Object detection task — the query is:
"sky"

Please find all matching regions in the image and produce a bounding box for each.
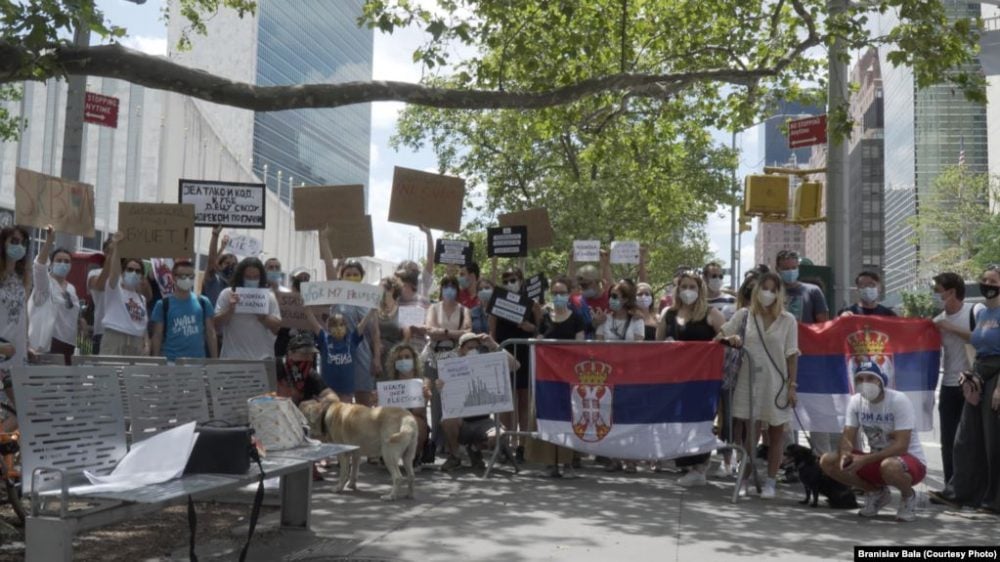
[101,0,755,282]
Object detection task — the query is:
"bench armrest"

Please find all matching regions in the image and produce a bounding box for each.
[31,466,71,518]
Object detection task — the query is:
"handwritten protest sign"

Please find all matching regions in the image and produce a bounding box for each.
[294,185,365,231]
[235,288,271,314]
[324,215,375,258]
[573,240,601,262]
[276,293,326,330]
[397,305,427,328]
[487,287,531,325]
[610,240,641,264]
[499,208,554,250]
[377,379,426,409]
[117,203,195,258]
[179,179,265,229]
[15,168,96,237]
[227,235,262,258]
[300,281,382,309]
[487,226,528,257]
[434,239,474,266]
[438,351,514,420]
[388,167,465,232]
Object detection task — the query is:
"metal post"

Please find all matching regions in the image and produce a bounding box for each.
[57,21,90,250]
[730,130,739,290]
[826,0,851,311]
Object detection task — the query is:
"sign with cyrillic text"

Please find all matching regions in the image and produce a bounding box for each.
[377,379,425,409]
[486,287,531,325]
[610,240,640,264]
[434,239,474,266]
[573,240,600,262]
[300,281,382,310]
[117,203,195,258]
[15,168,96,237]
[179,179,266,229]
[227,235,262,258]
[487,226,528,258]
[234,288,271,315]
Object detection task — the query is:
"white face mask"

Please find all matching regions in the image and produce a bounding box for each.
[175,277,195,292]
[707,278,724,292]
[679,289,698,305]
[636,295,653,310]
[857,381,882,401]
[859,286,879,303]
[757,289,776,307]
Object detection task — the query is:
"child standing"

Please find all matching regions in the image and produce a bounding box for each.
[306,308,375,403]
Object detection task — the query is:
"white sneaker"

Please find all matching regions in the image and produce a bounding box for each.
[761,478,777,499]
[859,487,891,517]
[713,462,734,479]
[896,493,918,522]
[678,470,708,487]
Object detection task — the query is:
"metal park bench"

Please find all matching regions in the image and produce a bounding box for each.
[13,365,353,562]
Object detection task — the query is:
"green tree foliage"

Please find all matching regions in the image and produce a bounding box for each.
[900,290,936,318]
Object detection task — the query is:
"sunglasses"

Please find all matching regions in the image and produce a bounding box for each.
[706,274,724,279]
[125,267,143,273]
[502,277,518,283]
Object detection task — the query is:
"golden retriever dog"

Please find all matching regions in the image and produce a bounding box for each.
[300,394,419,501]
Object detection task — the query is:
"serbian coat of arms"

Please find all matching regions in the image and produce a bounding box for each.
[571,359,613,442]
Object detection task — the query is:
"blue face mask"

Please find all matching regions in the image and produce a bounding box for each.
[244,279,260,289]
[395,358,414,373]
[458,276,471,289]
[552,294,570,309]
[608,297,622,311]
[6,243,25,261]
[51,262,71,278]
[582,288,598,299]
[267,271,283,285]
[442,287,458,301]
[478,289,493,304]
[780,269,799,284]
[122,271,140,288]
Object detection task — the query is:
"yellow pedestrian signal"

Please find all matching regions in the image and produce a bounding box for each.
[744,175,789,218]
[738,210,752,233]
[793,181,824,224]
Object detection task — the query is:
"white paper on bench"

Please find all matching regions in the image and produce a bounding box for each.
[70,422,199,494]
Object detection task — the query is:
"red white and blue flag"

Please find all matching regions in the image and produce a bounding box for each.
[795,317,941,433]
[534,342,725,460]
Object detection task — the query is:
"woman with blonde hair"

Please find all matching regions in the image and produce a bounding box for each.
[717,271,799,499]
[384,342,432,466]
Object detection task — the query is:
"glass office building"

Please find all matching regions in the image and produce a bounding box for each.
[252,0,373,204]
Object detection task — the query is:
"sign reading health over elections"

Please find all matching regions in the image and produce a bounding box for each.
[179,179,266,229]
[377,379,426,410]
[300,281,382,310]
[534,342,725,460]
[794,316,941,433]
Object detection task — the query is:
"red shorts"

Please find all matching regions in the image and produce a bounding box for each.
[853,450,927,486]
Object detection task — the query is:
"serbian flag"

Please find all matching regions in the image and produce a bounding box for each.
[534,342,725,460]
[795,316,941,433]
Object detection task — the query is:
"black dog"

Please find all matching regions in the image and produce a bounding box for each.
[784,444,858,509]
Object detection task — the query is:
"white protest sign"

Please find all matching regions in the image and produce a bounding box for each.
[610,240,641,264]
[178,179,266,229]
[300,281,382,310]
[234,288,271,314]
[397,305,427,328]
[438,351,514,420]
[227,235,262,258]
[573,240,600,262]
[377,379,426,409]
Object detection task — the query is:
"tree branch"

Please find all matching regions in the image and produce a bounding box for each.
[0,40,820,112]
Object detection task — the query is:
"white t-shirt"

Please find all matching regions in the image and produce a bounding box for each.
[87,268,106,336]
[845,388,927,466]
[215,287,280,360]
[935,302,984,387]
[600,314,645,341]
[102,280,148,337]
[0,273,28,373]
[29,261,80,349]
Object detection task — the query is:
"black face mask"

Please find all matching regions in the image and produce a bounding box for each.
[981,283,1000,300]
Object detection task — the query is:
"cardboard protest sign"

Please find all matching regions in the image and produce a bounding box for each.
[117,203,195,258]
[15,168,96,237]
[294,184,365,231]
[487,287,531,325]
[487,226,528,258]
[438,351,514,420]
[276,292,327,330]
[179,179,266,229]
[526,273,548,303]
[377,379,426,409]
[388,166,465,232]
[227,235,262,258]
[434,239,474,266]
[610,240,641,264]
[300,281,382,309]
[234,288,271,314]
[397,305,427,328]
[573,240,601,262]
[324,215,375,258]
[499,208,553,250]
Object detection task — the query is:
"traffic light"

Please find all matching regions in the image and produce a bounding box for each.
[744,175,789,219]
[793,181,823,223]
[738,209,752,233]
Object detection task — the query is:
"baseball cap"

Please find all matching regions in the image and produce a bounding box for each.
[458,332,482,348]
[287,332,318,355]
[853,360,887,388]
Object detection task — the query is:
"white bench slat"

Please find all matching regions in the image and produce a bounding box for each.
[123,366,211,442]
[205,363,271,425]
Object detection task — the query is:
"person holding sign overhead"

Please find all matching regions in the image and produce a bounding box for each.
[28,225,81,364]
[303,305,374,403]
[93,232,149,356]
[568,248,613,339]
[0,226,30,406]
[203,226,237,309]
[214,257,282,360]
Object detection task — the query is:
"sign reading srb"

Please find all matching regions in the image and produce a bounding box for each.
[787,114,827,150]
[84,92,119,129]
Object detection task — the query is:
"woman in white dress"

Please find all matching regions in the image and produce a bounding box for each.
[718,271,799,499]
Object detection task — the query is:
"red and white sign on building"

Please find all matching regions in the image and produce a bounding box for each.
[787,114,826,150]
[84,92,119,129]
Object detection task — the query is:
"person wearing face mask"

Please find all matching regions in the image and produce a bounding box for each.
[150,260,218,361]
[470,279,494,335]
[304,308,374,403]
[634,282,659,341]
[327,260,382,407]
[839,271,896,317]
[214,257,282,360]
[819,362,928,522]
[290,267,311,294]
[203,226,237,310]
[568,249,613,339]
[86,236,115,355]
[264,258,289,293]
[0,226,31,404]
[384,343,432,467]
[775,249,828,324]
[93,232,149,356]
[457,262,481,309]
[598,281,645,343]
[717,271,799,499]
[928,265,1000,515]
[28,225,81,364]
[541,279,586,341]
[702,262,736,321]
[424,275,472,454]
[376,276,409,375]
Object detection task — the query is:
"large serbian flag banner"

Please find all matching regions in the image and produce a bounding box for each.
[795,316,941,433]
[534,342,725,460]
